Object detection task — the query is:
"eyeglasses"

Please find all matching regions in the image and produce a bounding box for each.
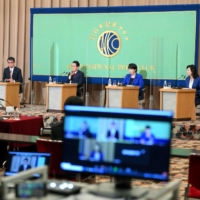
[7,61,14,63]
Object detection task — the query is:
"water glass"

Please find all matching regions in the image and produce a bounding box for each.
[168,82,171,88]
[14,111,20,120]
[53,78,56,83]
[113,80,116,86]
[118,80,122,86]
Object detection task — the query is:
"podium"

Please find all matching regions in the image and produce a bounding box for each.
[160,88,196,120]
[0,82,20,108]
[105,86,139,108]
[46,83,77,112]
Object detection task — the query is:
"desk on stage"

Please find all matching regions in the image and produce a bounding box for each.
[46,83,77,112]
[0,82,20,108]
[160,88,196,120]
[105,86,139,108]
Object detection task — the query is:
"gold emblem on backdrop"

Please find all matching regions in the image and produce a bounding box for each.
[90,21,129,58]
[97,30,121,58]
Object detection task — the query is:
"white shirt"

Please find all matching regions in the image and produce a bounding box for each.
[9,67,14,75]
[189,80,193,88]
[9,67,15,82]
[69,70,78,80]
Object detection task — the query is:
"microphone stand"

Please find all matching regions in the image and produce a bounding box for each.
[58,71,66,84]
[28,77,34,111]
[0,100,5,111]
[173,75,186,89]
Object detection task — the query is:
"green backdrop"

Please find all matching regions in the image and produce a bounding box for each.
[33,11,196,79]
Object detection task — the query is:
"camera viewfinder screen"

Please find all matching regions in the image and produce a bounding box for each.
[61,106,173,181]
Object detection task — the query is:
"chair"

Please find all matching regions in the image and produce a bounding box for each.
[185,153,200,200]
[196,102,200,118]
[139,88,146,109]
[40,115,58,137]
[20,82,26,108]
[78,84,85,102]
[36,138,63,177]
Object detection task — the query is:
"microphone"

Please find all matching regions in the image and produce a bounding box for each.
[59,71,66,76]
[58,71,67,84]
[172,75,186,89]
[177,75,186,80]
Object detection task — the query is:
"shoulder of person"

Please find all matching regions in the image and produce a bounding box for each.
[14,66,21,71]
[185,76,190,81]
[136,73,143,78]
[78,70,84,75]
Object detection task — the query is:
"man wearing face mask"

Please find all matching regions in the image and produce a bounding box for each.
[3,57,23,93]
[66,61,84,97]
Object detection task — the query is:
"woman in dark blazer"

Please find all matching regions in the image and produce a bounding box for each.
[185,64,200,105]
[122,63,144,100]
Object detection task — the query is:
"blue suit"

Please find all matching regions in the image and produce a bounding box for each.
[122,73,144,100]
[185,76,200,104]
[66,70,84,96]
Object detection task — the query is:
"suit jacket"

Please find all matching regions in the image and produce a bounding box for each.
[3,66,23,93]
[185,76,200,104]
[18,164,31,172]
[122,73,144,100]
[66,70,84,97]
[107,130,119,139]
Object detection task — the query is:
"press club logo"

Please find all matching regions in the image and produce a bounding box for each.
[90,22,129,58]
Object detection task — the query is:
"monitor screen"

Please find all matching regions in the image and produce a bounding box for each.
[5,152,51,176]
[61,106,173,181]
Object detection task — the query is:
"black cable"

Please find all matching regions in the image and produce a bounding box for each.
[0,98,16,109]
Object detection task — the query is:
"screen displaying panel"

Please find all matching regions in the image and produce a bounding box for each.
[5,152,51,176]
[61,106,173,181]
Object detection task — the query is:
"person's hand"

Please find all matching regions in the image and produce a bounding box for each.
[10,78,14,82]
[70,71,74,76]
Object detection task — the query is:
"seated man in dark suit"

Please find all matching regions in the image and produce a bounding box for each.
[51,96,84,141]
[66,61,84,97]
[3,57,23,93]
[18,158,31,172]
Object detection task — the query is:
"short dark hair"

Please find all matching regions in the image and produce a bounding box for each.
[72,61,80,67]
[7,57,15,62]
[128,63,137,72]
[186,64,199,78]
[24,158,28,162]
[146,126,151,129]
[64,96,84,106]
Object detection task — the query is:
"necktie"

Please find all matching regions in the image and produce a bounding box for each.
[10,69,12,79]
[71,73,76,79]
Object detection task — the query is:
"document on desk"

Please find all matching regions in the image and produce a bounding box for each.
[60,193,124,200]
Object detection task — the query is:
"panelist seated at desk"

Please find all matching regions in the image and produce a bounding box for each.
[66,61,84,97]
[185,64,200,105]
[3,57,23,93]
[122,63,144,100]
